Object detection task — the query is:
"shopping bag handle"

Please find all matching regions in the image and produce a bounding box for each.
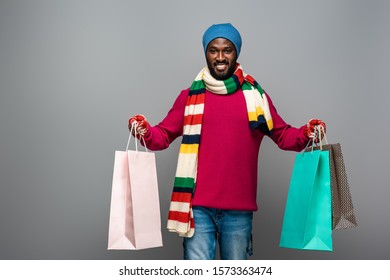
[304,125,329,153]
[316,125,328,150]
[126,122,149,153]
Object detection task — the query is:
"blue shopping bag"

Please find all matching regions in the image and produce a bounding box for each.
[279,149,332,251]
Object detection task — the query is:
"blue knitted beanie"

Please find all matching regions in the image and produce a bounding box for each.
[202,23,242,57]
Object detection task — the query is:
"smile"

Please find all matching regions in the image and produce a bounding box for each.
[215,63,228,71]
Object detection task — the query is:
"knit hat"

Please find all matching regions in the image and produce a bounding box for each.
[202,23,242,57]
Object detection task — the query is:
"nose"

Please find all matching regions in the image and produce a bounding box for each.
[216,51,225,61]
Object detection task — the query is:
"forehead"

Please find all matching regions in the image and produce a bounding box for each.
[207,38,235,49]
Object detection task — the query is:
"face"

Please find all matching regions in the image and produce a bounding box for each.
[206,38,237,80]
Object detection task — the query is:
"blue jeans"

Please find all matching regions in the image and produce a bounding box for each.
[183,207,253,260]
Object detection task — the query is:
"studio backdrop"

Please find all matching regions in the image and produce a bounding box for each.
[0,0,389,259]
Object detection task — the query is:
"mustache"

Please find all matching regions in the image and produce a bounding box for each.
[214,61,228,65]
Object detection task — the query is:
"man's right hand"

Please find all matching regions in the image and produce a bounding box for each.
[128,114,150,137]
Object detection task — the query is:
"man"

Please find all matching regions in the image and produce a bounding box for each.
[128,23,325,260]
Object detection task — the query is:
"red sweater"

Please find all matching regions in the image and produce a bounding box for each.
[143,88,309,211]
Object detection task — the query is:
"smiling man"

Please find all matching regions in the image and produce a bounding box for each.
[206,37,237,80]
[128,23,325,260]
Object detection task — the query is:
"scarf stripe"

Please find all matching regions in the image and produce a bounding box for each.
[167,64,273,237]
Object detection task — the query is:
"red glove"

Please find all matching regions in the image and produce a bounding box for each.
[304,119,326,143]
[128,114,150,138]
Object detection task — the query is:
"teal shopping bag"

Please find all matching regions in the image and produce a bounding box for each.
[279,149,332,251]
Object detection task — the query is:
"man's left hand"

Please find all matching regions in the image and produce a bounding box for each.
[304,119,326,143]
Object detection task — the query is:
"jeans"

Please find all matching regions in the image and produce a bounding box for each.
[183,206,253,260]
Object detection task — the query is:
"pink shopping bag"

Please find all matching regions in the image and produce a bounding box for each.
[107,130,162,250]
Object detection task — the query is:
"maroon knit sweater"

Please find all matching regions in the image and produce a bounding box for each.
[143,88,309,211]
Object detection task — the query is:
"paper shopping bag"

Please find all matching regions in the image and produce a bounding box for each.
[306,143,357,230]
[107,133,162,250]
[279,149,333,251]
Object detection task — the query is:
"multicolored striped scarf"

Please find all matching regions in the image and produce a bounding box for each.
[167,64,273,237]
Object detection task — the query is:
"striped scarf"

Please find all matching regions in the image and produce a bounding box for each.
[167,64,273,237]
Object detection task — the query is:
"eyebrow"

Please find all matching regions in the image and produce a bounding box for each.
[208,45,233,50]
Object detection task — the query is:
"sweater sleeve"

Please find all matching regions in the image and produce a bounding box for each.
[266,92,310,152]
[141,89,188,151]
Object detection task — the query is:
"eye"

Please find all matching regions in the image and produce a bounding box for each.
[224,49,232,54]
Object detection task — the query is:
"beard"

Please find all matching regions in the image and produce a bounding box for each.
[207,60,237,81]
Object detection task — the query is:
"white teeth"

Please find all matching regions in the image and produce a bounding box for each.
[216,64,227,70]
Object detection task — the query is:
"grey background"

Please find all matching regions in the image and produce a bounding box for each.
[0,0,388,260]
